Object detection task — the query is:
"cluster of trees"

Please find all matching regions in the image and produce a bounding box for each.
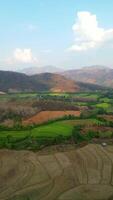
[80,107,107,119]
[72,125,113,143]
[33,99,79,111]
[0,102,38,126]
[37,94,97,103]
[0,134,71,150]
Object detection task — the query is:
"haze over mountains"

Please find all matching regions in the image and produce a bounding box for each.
[63,65,113,88]
[21,65,64,75]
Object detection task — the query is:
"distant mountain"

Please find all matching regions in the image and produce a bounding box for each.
[0,71,46,93]
[31,73,80,93]
[62,65,113,87]
[21,65,64,75]
[0,70,104,93]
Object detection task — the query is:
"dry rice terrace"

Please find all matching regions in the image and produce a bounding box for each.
[1,144,113,200]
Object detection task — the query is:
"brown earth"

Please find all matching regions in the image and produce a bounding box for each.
[49,73,80,92]
[23,110,81,125]
[99,115,113,121]
[32,73,80,93]
[1,144,113,200]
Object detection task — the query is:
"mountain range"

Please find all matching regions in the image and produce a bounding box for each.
[1,65,113,93]
[21,65,64,75]
[62,65,113,88]
[0,70,104,93]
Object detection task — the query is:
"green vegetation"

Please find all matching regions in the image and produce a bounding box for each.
[1,90,113,150]
[0,116,113,150]
[96,102,110,109]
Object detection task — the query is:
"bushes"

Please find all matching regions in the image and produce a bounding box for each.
[71,125,96,143]
[0,104,37,123]
[1,125,113,150]
[0,135,71,150]
[80,108,107,119]
[72,125,85,143]
[33,99,79,111]
[71,125,113,144]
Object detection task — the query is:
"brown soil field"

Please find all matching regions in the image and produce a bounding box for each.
[23,110,81,125]
[1,144,113,200]
[83,126,113,132]
[99,115,113,121]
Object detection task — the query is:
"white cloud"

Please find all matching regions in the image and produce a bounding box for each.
[13,48,38,63]
[68,11,113,51]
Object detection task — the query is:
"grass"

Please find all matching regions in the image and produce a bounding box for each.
[99,131,113,138]
[0,121,73,139]
[0,93,38,102]
[100,97,111,103]
[0,91,100,100]
[96,102,110,109]
[0,117,112,149]
[0,130,28,138]
[0,118,104,142]
[64,118,104,126]
[0,121,74,149]
[0,118,95,149]
[31,121,73,137]
[0,118,104,139]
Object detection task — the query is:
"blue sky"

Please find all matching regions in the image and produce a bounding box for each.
[0,0,113,70]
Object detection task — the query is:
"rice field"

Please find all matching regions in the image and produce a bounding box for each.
[0,118,104,140]
[0,121,73,139]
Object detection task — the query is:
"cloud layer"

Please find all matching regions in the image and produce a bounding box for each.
[14,48,38,63]
[69,11,113,51]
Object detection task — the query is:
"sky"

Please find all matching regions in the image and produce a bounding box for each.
[0,0,113,71]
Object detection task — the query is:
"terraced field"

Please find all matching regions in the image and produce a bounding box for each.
[1,144,113,200]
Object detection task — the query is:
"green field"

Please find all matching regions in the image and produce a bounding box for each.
[1,90,113,150]
[0,121,73,138]
[0,91,101,100]
[0,118,104,139]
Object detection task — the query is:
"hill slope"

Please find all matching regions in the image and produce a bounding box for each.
[0,70,105,93]
[31,73,80,92]
[63,66,113,87]
[0,71,46,92]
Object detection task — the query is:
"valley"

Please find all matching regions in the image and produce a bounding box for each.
[1,68,113,200]
[1,1,113,199]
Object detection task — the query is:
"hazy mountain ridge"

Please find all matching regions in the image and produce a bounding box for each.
[62,65,113,87]
[21,65,64,75]
[0,71,47,92]
[0,70,105,93]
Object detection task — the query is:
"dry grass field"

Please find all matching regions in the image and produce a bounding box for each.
[23,110,80,125]
[1,144,113,200]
